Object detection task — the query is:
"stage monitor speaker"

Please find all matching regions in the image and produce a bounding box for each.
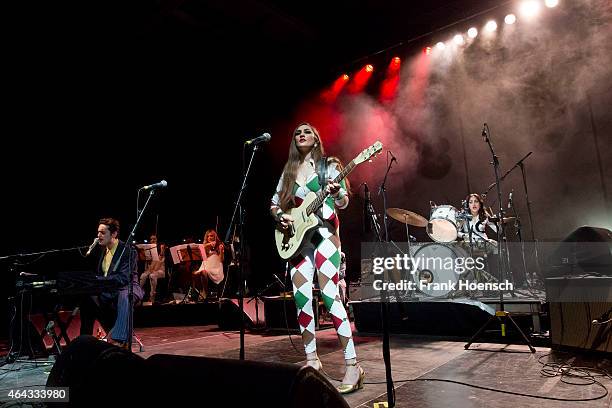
[546,276,612,354]
[47,336,349,408]
[546,226,612,277]
[46,335,149,407]
[145,354,349,407]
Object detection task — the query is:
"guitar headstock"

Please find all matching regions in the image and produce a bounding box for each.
[354,141,383,165]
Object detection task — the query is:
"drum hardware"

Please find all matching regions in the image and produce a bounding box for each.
[386,207,428,300]
[487,216,516,224]
[427,204,462,243]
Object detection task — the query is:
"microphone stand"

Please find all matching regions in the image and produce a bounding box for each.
[0,245,90,261]
[224,142,262,360]
[376,153,396,408]
[482,152,541,288]
[465,125,535,353]
[112,189,157,351]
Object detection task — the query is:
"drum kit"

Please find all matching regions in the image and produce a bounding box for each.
[385,202,514,299]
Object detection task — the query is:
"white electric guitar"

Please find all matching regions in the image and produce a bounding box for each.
[274,141,383,259]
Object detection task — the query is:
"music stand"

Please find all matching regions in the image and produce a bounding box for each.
[176,244,204,303]
[136,244,159,262]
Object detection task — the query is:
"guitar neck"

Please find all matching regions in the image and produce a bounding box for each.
[306,160,356,215]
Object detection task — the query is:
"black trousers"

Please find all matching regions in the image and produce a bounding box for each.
[79,293,117,337]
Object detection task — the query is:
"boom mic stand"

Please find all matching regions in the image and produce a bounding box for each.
[224,141,263,360]
[482,152,542,287]
[465,124,535,353]
[112,188,158,351]
[374,151,396,408]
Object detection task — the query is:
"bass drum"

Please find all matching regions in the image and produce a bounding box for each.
[413,243,468,298]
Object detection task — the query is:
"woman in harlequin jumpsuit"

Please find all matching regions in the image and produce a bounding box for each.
[270,122,365,394]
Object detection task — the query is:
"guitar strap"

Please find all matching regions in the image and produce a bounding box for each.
[317,156,328,190]
[316,157,328,223]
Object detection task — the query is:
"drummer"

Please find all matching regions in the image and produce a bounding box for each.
[458,193,497,243]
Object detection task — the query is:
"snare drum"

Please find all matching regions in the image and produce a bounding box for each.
[427,205,462,243]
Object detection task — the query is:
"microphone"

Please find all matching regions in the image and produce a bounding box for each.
[86,238,100,256]
[508,190,513,209]
[141,180,168,191]
[481,123,487,137]
[245,133,271,145]
[388,150,398,163]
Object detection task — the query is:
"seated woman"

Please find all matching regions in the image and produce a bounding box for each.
[192,229,225,300]
[139,242,167,304]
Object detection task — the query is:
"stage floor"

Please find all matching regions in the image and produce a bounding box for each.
[1,324,610,407]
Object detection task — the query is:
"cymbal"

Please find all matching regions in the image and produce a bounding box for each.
[488,216,516,224]
[386,208,428,227]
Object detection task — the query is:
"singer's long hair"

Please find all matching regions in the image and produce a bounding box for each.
[278,123,350,211]
[465,193,487,222]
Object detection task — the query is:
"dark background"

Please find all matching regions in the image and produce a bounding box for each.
[2,0,611,337]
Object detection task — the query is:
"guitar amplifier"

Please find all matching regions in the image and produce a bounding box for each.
[546,276,612,353]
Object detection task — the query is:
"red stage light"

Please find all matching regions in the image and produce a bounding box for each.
[392,57,401,65]
[365,64,374,73]
[424,47,432,55]
[342,74,349,81]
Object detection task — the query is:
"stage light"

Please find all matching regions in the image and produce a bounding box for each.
[424,46,432,55]
[435,42,446,50]
[342,74,349,81]
[453,34,465,45]
[545,0,558,8]
[505,14,517,25]
[392,57,401,65]
[520,1,541,18]
[365,64,374,73]
[485,20,498,32]
[467,27,478,38]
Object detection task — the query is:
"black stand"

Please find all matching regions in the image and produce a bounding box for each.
[224,142,262,360]
[247,274,284,327]
[2,245,90,361]
[465,125,535,353]
[112,189,157,351]
[483,152,542,287]
[517,159,542,287]
[375,152,396,408]
[177,245,204,303]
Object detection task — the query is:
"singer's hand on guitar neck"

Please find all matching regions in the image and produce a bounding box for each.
[325,180,341,197]
[278,213,294,230]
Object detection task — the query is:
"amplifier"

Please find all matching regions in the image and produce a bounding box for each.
[546,276,611,353]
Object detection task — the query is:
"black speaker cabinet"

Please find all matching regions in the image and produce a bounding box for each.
[546,276,612,353]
